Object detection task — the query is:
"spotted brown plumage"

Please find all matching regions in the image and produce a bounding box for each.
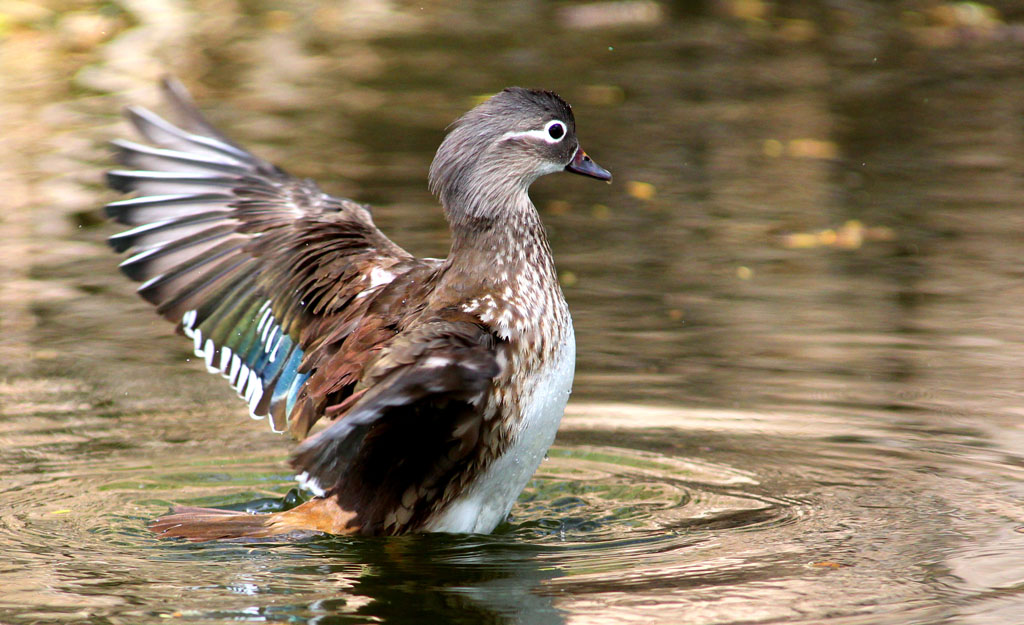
[105,78,610,540]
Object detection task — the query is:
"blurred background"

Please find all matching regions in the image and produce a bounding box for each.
[2,1,1024,624]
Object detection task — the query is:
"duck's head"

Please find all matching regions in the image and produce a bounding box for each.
[429,87,610,223]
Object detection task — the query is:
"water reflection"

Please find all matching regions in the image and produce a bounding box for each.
[3,0,1024,624]
[148,535,565,625]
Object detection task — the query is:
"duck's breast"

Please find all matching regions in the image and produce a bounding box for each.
[422,322,576,534]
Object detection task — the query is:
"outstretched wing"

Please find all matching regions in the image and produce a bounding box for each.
[106,77,433,437]
[290,318,504,534]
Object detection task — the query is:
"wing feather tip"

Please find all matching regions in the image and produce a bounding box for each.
[106,170,134,193]
[295,471,326,497]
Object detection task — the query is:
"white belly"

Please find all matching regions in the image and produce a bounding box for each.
[423,327,576,534]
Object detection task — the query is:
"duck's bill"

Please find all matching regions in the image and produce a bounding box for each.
[565,148,612,181]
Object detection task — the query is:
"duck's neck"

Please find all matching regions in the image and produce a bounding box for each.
[444,188,557,289]
[440,187,568,342]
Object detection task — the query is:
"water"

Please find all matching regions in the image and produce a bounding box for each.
[3,1,1024,623]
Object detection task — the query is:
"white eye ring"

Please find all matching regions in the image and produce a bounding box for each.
[545,120,566,142]
[500,120,569,144]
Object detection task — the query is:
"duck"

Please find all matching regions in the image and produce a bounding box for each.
[104,78,611,541]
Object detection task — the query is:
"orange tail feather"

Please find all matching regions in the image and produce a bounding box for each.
[148,498,358,542]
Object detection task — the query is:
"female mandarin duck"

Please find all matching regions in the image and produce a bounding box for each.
[105,78,610,541]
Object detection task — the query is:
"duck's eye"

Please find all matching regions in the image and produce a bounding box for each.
[501,121,568,144]
[546,120,566,141]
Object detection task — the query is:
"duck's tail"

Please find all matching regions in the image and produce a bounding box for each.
[148,497,358,542]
